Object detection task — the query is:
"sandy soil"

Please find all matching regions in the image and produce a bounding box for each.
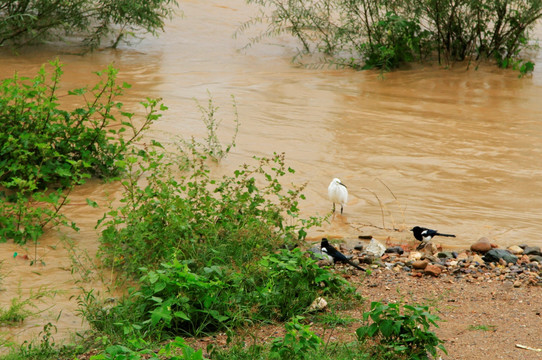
[355,270,542,360]
[183,266,542,360]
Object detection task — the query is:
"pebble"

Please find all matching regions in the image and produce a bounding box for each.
[424,264,442,277]
[470,237,492,253]
[319,239,542,287]
[412,260,429,270]
[507,245,524,255]
[385,246,404,255]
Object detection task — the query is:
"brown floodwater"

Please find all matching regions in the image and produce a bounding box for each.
[1,0,542,347]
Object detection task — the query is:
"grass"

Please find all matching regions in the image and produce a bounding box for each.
[468,324,497,332]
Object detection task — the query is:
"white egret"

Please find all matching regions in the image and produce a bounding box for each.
[328,178,348,214]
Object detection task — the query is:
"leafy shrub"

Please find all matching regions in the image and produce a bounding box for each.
[97,146,318,277]
[356,12,432,70]
[0,60,164,244]
[82,248,355,340]
[256,248,354,321]
[356,301,447,359]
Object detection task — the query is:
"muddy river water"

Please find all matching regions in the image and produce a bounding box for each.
[1,0,542,347]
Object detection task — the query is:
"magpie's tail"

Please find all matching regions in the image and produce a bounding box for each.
[436,233,455,237]
[347,260,366,271]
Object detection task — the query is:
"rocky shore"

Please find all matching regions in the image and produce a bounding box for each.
[311,237,542,288]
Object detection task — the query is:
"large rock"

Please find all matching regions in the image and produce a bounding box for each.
[366,238,386,257]
[470,237,492,253]
[482,249,518,264]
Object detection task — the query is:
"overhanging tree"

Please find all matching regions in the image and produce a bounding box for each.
[0,0,178,49]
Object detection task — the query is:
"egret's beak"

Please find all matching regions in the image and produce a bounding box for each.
[339,182,347,188]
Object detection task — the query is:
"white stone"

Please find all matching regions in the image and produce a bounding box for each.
[308,297,328,312]
[366,238,386,257]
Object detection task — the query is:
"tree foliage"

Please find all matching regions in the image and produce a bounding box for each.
[240,0,542,71]
[0,0,178,49]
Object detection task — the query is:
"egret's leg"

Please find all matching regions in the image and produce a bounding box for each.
[340,205,344,214]
[332,203,336,213]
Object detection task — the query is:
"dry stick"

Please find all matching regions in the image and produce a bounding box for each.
[516,344,542,352]
[361,187,385,229]
[376,178,407,229]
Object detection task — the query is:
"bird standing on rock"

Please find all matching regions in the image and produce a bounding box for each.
[410,226,455,250]
[328,178,348,214]
[321,238,365,271]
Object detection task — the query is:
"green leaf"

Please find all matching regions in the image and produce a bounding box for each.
[86,198,99,208]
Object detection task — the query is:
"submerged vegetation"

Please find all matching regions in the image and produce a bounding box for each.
[0,0,178,49]
[240,0,541,72]
[0,60,164,246]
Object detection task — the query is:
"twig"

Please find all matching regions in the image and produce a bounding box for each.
[516,344,542,352]
[361,188,385,228]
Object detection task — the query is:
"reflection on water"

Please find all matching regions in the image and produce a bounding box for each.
[1,0,542,346]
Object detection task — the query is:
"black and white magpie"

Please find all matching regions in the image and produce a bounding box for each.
[320,238,365,271]
[410,226,455,250]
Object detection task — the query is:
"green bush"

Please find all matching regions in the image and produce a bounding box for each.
[256,248,354,321]
[97,147,318,277]
[241,0,541,71]
[356,12,432,70]
[356,301,447,359]
[0,60,163,244]
[82,248,355,340]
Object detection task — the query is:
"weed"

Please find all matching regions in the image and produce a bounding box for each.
[81,247,355,341]
[87,337,206,360]
[177,94,240,163]
[269,316,322,359]
[0,287,58,326]
[312,312,358,328]
[356,301,447,359]
[468,324,497,332]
